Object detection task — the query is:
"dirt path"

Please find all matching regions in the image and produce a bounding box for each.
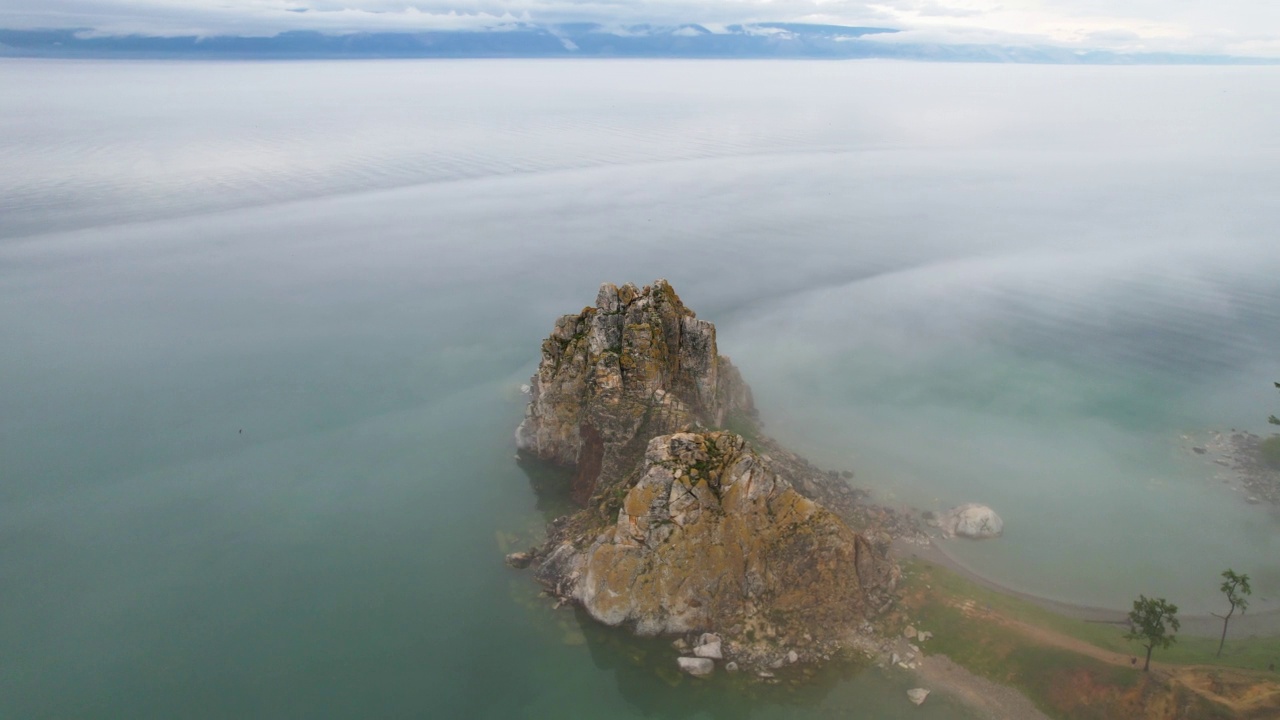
[913,654,1053,720]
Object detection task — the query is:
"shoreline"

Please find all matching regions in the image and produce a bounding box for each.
[912,654,1052,720]
[1182,429,1280,508]
[891,537,1280,638]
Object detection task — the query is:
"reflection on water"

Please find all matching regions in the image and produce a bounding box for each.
[2,58,1279,717]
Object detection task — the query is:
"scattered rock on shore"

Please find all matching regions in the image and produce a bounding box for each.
[907,688,930,705]
[1183,430,1280,507]
[678,657,715,677]
[694,633,723,660]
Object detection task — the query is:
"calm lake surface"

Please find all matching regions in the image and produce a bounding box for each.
[2,59,1279,718]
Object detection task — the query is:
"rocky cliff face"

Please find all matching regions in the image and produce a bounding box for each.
[516,281,897,673]
[536,431,895,667]
[516,280,754,506]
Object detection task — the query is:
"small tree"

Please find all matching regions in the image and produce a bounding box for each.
[1214,569,1251,657]
[1125,595,1179,671]
[1271,382,1279,425]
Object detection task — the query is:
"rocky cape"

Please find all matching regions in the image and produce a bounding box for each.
[513,280,899,674]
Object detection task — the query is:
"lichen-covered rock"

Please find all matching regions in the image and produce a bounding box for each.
[536,431,895,668]
[516,280,754,506]
[519,281,898,673]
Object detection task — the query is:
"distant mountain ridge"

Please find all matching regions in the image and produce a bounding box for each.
[2,24,1276,63]
[0,24,896,59]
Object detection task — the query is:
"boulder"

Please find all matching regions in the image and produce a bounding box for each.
[907,688,930,705]
[939,503,1003,539]
[694,633,723,660]
[678,657,715,677]
[504,552,533,569]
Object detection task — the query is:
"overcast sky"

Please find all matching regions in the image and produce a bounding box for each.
[4,0,1279,57]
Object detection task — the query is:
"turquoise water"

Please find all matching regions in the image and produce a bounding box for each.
[2,59,1279,717]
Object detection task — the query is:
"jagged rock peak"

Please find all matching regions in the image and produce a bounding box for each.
[516,280,754,506]
[535,431,896,667]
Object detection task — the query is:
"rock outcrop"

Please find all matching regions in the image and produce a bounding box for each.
[516,281,898,673]
[516,280,754,506]
[537,433,892,645]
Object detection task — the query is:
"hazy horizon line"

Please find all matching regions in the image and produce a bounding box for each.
[4,25,1279,65]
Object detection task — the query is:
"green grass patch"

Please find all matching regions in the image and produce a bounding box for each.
[897,560,1272,719]
[902,568,1132,718]
[1260,435,1280,470]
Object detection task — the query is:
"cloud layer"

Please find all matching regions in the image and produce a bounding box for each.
[3,0,1279,57]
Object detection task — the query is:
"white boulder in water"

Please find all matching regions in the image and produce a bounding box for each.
[938,503,1003,539]
[677,657,715,677]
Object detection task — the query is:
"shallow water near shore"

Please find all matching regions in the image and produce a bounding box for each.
[2,59,1280,717]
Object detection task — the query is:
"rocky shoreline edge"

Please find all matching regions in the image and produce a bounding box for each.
[1181,429,1280,508]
